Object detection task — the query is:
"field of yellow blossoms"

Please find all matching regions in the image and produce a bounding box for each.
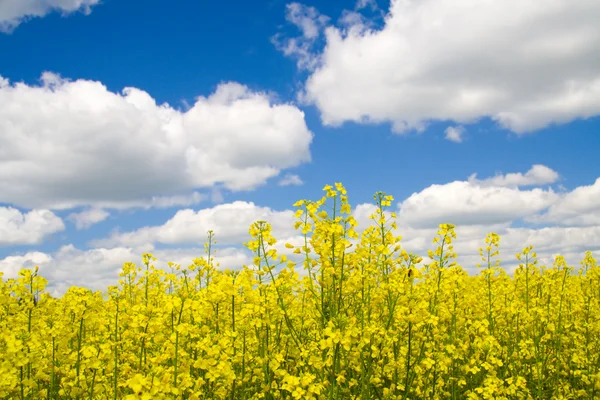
[1,183,599,399]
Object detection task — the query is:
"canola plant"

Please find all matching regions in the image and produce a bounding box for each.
[1,183,599,399]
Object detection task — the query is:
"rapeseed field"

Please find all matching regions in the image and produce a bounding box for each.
[1,184,599,399]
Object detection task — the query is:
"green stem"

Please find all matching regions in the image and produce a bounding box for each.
[113,300,119,400]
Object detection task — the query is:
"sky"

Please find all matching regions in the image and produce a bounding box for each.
[0,0,599,296]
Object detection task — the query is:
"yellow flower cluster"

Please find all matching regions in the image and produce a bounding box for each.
[1,183,599,399]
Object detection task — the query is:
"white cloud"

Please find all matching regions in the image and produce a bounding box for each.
[0,207,64,245]
[285,2,329,39]
[272,3,329,70]
[0,0,100,32]
[468,164,560,188]
[500,225,600,255]
[157,247,253,273]
[0,251,53,280]
[398,181,558,228]
[0,73,313,210]
[5,169,600,294]
[389,166,599,271]
[0,244,254,296]
[5,220,598,297]
[529,177,600,226]
[67,208,109,230]
[445,125,464,143]
[279,174,303,186]
[0,246,137,295]
[444,225,600,273]
[1,159,597,295]
[297,0,600,133]
[93,201,297,248]
[352,199,600,274]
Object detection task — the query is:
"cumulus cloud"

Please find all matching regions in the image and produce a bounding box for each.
[92,201,297,248]
[6,220,598,296]
[352,198,600,274]
[389,166,599,271]
[0,246,136,295]
[445,126,464,143]
[293,0,600,133]
[279,174,303,186]
[0,0,100,32]
[468,164,560,188]
[529,177,600,226]
[0,73,313,210]
[398,181,558,228]
[0,207,65,245]
[3,164,599,294]
[0,244,253,296]
[500,225,600,255]
[67,208,110,230]
[0,251,53,279]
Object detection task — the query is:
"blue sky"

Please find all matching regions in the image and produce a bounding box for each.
[0,0,599,294]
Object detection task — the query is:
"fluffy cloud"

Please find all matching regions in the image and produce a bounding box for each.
[390,165,599,271]
[469,164,560,188]
[4,165,599,295]
[294,0,600,133]
[0,0,99,32]
[433,224,600,271]
[398,181,558,228]
[348,199,600,275]
[0,207,64,245]
[0,251,52,279]
[93,201,297,248]
[529,178,600,226]
[0,73,313,210]
[0,245,253,296]
[5,221,598,296]
[500,225,600,255]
